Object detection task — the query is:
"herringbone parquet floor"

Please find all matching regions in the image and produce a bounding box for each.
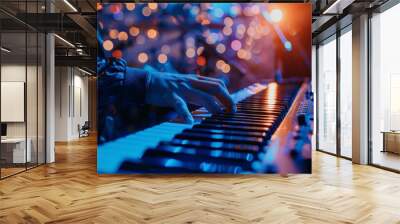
[1,135,400,224]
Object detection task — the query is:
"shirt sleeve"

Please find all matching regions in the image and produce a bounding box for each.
[97,57,149,142]
[98,57,149,105]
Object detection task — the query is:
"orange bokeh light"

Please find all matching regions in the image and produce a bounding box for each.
[197,56,206,66]
[118,31,128,41]
[103,40,113,51]
[112,50,122,59]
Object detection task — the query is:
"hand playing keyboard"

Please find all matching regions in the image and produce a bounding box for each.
[145,72,237,124]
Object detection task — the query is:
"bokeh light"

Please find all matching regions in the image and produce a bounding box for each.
[147,29,158,39]
[125,3,135,11]
[197,56,206,66]
[223,27,233,36]
[103,40,113,51]
[197,46,204,55]
[231,40,242,51]
[118,31,128,41]
[222,64,231,73]
[158,53,168,64]
[224,17,234,27]
[186,48,196,58]
[236,24,246,35]
[270,9,283,23]
[216,43,226,54]
[148,3,158,10]
[109,29,118,39]
[112,50,122,59]
[216,60,225,69]
[284,41,292,51]
[138,52,149,63]
[142,7,151,16]
[129,26,140,37]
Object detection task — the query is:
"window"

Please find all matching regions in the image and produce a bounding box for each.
[317,36,337,154]
[371,3,400,171]
[0,0,47,179]
[339,28,352,158]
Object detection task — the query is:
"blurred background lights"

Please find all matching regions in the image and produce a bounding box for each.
[147,28,158,39]
[215,60,231,73]
[186,37,195,46]
[197,56,206,66]
[109,29,118,39]
[237,49,252,60]
[186,48,196,58]
[223,17,233,27]
[237,49,246,59]
[197,46,204,55]
[112,50,122,59]
[236,24,246,35]
[138,52,149,63]
[229,4,241,16]
[157,53,168,64]
[270,9,283,23]
[251,5,260,14]
[206,33,219,44]
[213,8,224,18]
[118,31,128,41]
[148,3,158,10]
[142,7,151,16]
[216,43,226,54]
[103,40,113,51]
[98,3,301,78]
[216,60,225,69]
[231,40,242,51]
[125,3,135,11]
[190,6,200,15]
[223,27,232,36]
[161,45,170,54]
[222,64,231,73]
[129,26,140,37]
[284,41,292,51]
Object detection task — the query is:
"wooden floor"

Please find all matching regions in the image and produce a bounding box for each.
[1,136,400,224]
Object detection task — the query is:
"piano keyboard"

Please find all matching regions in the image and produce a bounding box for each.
[98,81,312,174]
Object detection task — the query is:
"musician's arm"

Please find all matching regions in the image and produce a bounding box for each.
[99,57,236,125]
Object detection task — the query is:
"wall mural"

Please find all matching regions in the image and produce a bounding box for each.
[97,3,313,174]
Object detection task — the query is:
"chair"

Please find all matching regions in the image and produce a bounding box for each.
[78,121,90,138]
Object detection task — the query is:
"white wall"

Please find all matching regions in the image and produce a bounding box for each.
[54,67,89,141]
[1,65,40,138]
[1,63,46,163]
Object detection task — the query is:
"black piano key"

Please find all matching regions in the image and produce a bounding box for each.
[193,123,271,133]
[156,143,256,162]
[137,156,248,173]
[210,115,279,123]
[234,109,286,115]
[212,113,282,120]
[183,127,266,138]
[143,148,254,170]
[236,103,288,108]
[169,139,261,152]
[202,119,273,128]
[205,116,276,124]
[175,132,264,145]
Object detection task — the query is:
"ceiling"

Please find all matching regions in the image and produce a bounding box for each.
[0,0,392,72]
